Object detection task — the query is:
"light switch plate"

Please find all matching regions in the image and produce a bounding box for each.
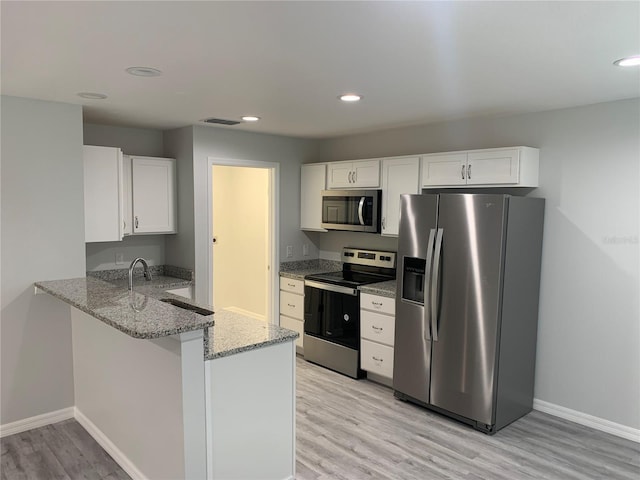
[302,244,309,256]
[286,245,293,258]
[115,252,125,265]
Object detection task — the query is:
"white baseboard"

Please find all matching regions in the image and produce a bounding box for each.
[74,407,148,480]
[223,306,266,321]
[0,407,74,438]
[533,398,640,443]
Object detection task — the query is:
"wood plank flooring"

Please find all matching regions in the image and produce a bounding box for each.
[1,419,129,480]
[296,357,640,480]
[2,356,638,479]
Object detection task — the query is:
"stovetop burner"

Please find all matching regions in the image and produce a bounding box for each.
[305,270,393,287]
[305,247,397,288]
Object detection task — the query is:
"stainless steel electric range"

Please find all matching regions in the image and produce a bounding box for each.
[303,247,396,378]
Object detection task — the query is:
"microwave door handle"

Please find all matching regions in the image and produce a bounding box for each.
[358,197,365,225]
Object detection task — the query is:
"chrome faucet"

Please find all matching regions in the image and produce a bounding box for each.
[128,257,152,291]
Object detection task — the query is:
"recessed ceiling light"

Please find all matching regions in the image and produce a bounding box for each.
[77,92,108,100]
[339,94,362,102]
[126,66,162,77]
[241,116,260,122]
[613,55,640,67]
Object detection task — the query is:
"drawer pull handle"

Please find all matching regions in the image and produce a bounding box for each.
[287,303,295,308]
[372,301,383,306]
[372,356,383,362]
[287,283,295,287]
[372,326,383,332]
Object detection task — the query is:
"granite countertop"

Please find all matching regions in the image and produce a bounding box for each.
[204,310,299,360]
[279,259,341,280]
[35,276,212,339]
[359,280,397,298]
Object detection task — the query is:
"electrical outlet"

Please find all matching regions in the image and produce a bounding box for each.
[302,244,309,256]
[286,245,293,258]
[115,252,125,265]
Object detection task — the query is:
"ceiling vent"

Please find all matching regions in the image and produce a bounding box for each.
[203,117,241,126]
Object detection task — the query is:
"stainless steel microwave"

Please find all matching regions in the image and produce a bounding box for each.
[321,190,382,233]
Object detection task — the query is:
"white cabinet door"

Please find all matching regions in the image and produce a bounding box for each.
[131,157,176,234]
[327,159,380,189]
[122,155,133,236]
[381,156,420,236]
[422,153,467,187]
[83,145,124,243]
[327,162,353,189]
[351,159,380,188]
[300,164,327,231]
[467,149,519,185]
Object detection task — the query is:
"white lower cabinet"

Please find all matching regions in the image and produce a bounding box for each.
[279,277,304,352]
[360,293,395,382]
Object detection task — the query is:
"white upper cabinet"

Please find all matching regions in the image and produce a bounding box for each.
[131,156,177,234]
[300,164,327,231]
[381,156,421,236]
[422,147,539,188]
[422,152,468,187]
[327,159,380,189]
[122,155,133,236]
[83,145,124,243]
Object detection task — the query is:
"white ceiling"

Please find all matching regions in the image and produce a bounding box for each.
[2,1,639,139]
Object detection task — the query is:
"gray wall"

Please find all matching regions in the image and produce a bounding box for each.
[163,125,320,303]
[83,123,167,271]
[1,96,86,424]
[317,99,640,430]
[163,127,195,271]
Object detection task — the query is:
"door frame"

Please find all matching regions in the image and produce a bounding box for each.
[207,157,280,324]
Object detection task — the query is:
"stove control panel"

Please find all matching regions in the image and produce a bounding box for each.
[343,248,396,269]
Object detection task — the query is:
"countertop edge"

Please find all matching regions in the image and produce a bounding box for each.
[35,280,213,340]
[205,334,298,361]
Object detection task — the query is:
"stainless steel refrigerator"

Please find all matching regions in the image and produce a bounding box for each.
[393,193,545,434]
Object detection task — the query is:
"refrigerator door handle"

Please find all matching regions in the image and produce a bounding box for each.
[431,228,444,341]
[424,228,437,341]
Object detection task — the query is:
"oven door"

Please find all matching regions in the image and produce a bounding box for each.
[304,281,360,350]
[321,190,381,233]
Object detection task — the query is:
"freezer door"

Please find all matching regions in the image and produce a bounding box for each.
[393,194,438,404]
[429,194,507,427]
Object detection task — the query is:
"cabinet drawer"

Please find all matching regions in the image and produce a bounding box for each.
[361,340,394,379]
[280,277,304,295]
[360,293,395,315]
[361,310,395,347]
[279,315,303,348]
[279,291,303,320]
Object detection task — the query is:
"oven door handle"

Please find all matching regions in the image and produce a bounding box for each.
[304,280,358,296]
[358,196,366,225]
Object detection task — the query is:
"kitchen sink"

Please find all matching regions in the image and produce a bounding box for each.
[159,298,214,316]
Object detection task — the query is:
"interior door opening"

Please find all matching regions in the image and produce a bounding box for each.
[211,165,270,321]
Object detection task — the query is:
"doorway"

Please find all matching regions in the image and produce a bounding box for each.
[207,158,279,324]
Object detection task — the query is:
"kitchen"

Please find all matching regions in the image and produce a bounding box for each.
[1,2,639,480]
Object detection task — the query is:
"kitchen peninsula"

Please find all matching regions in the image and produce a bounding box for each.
[34,275,298,480]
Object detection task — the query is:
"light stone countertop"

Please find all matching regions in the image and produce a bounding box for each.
[279,259,341,280]
[204,310,299,360]
[35,276,212,339]
[359,280,397,298]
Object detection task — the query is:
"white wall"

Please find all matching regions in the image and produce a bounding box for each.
[212,166,269,318]
[164,125,319,304]
[316,98,640,430]
[83,123,167,271]
[1,96,86,424]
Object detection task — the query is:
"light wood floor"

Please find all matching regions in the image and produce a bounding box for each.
[2,356,639,479]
